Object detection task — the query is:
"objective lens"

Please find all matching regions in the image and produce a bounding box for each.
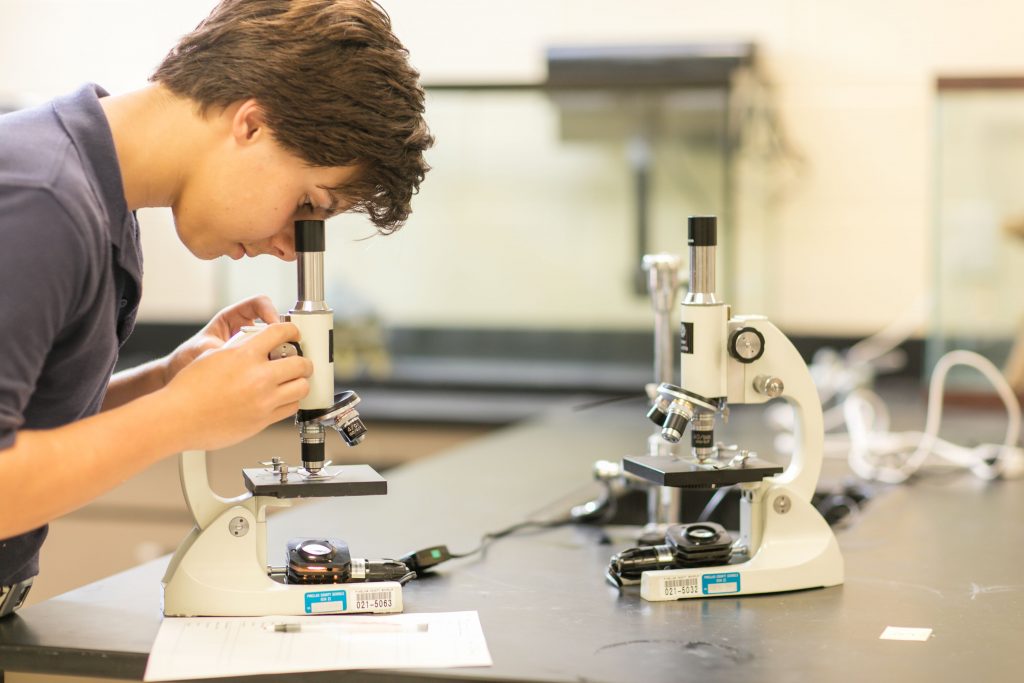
[337,413,367,446]
[661,410,690,443]
[646,402,668,426]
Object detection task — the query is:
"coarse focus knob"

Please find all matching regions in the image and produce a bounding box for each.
[729,327,765,363]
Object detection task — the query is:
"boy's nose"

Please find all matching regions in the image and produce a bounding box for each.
[271,229,296,261]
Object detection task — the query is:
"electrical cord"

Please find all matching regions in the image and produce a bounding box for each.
[450,516,575,560]
[398,516,577,577]
[841,350,1024,483]
[772,348,1024,483]
[763,294,1024,483]
[397,480,621,577]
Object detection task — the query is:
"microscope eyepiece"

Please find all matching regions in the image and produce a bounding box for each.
[687,215,717,247]
[294,219,326,253]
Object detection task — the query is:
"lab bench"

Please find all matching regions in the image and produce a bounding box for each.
[1,396,1021,682]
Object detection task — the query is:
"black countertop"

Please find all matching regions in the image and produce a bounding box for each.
[2,398,1022,681]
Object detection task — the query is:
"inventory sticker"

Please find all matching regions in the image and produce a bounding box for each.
[304,589,348,613]
[353,587,398,611]
[663,575,701,598]
[702,572,741,595]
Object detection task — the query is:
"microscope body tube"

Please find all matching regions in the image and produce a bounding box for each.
[291,310,333,410]
[679,304,728,400]
[680,217,728,401]
[291,222,334,411]
[290,221,334,474]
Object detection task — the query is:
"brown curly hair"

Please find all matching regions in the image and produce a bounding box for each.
[151,0,432,233]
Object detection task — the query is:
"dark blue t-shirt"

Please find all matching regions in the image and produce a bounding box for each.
[0,84,142,585]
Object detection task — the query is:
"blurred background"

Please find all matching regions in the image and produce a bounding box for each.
[3,0,1024,615]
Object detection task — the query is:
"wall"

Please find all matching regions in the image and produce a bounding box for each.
[1,0,1023,335]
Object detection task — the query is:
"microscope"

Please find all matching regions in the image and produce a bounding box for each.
[607,216,843,601]
[162,220,413,617]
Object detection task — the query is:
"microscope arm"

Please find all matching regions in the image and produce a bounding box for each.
[727,316,825,502]
[178,450,252,530]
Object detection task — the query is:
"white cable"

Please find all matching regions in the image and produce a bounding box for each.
[821,351,1023,483]
[903,350,1021,481]
[769,298,925,435]
[765,293,1023,482]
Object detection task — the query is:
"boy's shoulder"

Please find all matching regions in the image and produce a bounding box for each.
[0,86,124,250]
[0,100,76,195]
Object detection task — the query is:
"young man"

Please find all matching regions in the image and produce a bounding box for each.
[0,0,432,614]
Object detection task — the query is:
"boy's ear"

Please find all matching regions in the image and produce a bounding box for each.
[231,99,266,145]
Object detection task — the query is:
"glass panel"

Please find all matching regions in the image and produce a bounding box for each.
[219,86,737,331]
[930,86,1024,393]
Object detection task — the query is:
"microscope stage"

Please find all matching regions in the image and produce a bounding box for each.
[623,455,784,489]
[243,464,387,498]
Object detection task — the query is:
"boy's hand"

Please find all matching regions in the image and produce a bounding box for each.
[162,295,281,385]
[162,322,314,451]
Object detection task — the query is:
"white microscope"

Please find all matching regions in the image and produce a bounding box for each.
[163,220,413,617]
[607,216,843,601]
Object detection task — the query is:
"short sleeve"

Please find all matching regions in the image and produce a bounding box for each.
[0,186,88,449]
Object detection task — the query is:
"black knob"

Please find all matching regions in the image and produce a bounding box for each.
[688,216,717,247]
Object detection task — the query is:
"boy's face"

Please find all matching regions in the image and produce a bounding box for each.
[172,102,360,261]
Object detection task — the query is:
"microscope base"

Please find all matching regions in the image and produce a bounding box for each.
[163,503,403,616]
[637,483,843,601]
[163,451,404,617]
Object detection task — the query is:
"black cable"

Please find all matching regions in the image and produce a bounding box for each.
[399,490,601,576]
[448,515,574,560]
[571,393,645,412]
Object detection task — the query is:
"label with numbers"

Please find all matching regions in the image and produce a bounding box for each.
[663,575,701,598]
[354,587,398,611]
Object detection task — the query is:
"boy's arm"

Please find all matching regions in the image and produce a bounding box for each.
[102,296,281,411]
[101,358,170,411]
[0,323,311,540]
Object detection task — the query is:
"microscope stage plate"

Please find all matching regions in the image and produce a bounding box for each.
[243,464,387,499]
[623,455,784,489]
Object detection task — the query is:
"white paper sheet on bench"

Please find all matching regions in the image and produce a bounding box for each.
[143,610,492,681]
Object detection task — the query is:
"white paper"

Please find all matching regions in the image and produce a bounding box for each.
[143,611,492,681]
[879,626,933,642]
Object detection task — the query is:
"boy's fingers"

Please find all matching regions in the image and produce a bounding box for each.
[278,376,312,404]
[270,357,313,383]
[246,322,301,354]
[270,401,302,424]
[243,295,280,324]
[216,296,279,333]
